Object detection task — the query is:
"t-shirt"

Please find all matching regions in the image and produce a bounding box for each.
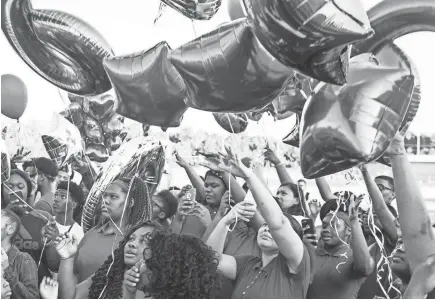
[34,192,55,216]
[224,220,261,257]
[232,247,311,299]
[55,221,84,245]
[13,210,54,284]
[307,244,368,299]
[73,224,124,283]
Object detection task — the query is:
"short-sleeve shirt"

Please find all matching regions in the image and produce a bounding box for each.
[232,246,311,299]
[307,244,367,299]
[73,223,124,283]
[224,220,261,257]
[34,192,55,215]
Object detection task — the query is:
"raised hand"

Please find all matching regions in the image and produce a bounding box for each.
[40,277,59,299]
[54,233,78,260]
[223,201,256,226]
[187,203,212,227]
[124,259,145,294]
[264,147,281,166]
[174,152,190,168]
[349,194,363,222]
[41,221,60,242]
[11,147,31,164]
[177,185,195,216]
[385,122,410,157]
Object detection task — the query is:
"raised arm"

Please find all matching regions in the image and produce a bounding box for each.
[55,234,80,299]
[175,152,205,202]
[387,125,435,271]
[359,165,398,242]
[264,147,294,184]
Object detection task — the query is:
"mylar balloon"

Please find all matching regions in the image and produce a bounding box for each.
[40,113,83,168]
[213,113,248,133]
[103,42,188,127]
[171,19,294,112]
[300,54,415,179]
[60,102,85,129]
[83,116,104,144]
[1,140,11,183]
[82,137,165,232]
[161,0,222,20]
[102,114,124,136]
[82,91,118,121]
[105,134,123,152]
[1,74,28,120]
[246,111,263,122]
[2,0,113,95]
[282,113,301,147]
[227,0,247,20]
[85,143,109,163]
[246,0,373,84]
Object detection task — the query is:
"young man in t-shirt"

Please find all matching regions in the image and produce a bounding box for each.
[33,157,59,215]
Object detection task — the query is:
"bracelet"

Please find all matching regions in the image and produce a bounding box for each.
[275,162,284,167]
[61,256,75,261]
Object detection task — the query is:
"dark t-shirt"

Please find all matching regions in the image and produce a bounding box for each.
[232,247,311,299]
[224,220,261,257]
[13,210,54,284]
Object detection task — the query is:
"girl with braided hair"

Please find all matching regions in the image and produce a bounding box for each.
[55,177,153,298]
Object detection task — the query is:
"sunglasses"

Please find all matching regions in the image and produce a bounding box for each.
[377,184,394,192]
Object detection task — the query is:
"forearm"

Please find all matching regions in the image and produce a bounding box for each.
[202,211,226,242]
[391,155,435,270]
[361,169,397,241]
[275,164,294,184]
[183,166,206,202]
[351,219,374,276]
[46,246,61,271]
[58,258,78,299]
[299,192,312,218]
[170,214,184,234]
[246,173,284,230]
[222,172,246,203]
[4,267,39,299]
[403,284,426,299]
[206,221,230,257]
[315,177,335,201]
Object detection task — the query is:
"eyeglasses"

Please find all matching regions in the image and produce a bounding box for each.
[377,184,394,192]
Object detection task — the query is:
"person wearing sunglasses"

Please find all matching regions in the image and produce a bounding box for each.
[374,175,397,210]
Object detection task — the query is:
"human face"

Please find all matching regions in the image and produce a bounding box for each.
[152,195,166,220]
[2,174,29,206]
[362,211,384,234]
[101,182,128,221]
[1,271,11,299]
[124,226,154,266]
[320,213,349,247]
[53,189,75,214]
[204,175,226,207]
[375,178,395,204]
[1,212,10,241]
[276,185,297,210]
[257,223,279,253]
[390,238,412,281]
[57,170,69,183]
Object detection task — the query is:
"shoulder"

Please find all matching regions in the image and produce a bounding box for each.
[28,209,53,223]
[16,251,37,267]
[234,255,259,270]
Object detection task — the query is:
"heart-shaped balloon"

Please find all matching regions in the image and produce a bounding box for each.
[102,114,124,136]
[2,0,113,95]
[104,42,188,127]
[300,54,415,179]
[83,116,104,144]
[246,0,373,84]
[105,134,123,152]
[82,91,117,121]
[160,0,222,20]
[170,18,295,112]
[213,113,248,134]
[60,102,85,129]
[85,143,109,163]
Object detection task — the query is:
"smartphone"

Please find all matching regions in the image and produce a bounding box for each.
[9,190,24,203]
[183,187,197,213]
[301,218,315,235]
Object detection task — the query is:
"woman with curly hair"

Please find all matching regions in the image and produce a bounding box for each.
[52,221,222,299]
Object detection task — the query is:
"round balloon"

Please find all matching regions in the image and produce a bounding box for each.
[1,74,28,119]
[2,0,114,95]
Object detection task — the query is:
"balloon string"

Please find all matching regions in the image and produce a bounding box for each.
[3,185,50,222]
[225,114,238,232]
[37,238,47,269]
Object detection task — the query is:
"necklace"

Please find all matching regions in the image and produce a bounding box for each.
[241,269,263,298]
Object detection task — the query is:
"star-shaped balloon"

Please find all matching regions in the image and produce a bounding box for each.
[300,54,415,178]
[170,18,295,112]
[103,42,188,127]
[2,0,113,95]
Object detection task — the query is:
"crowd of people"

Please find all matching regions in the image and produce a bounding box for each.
[1,126,435,299]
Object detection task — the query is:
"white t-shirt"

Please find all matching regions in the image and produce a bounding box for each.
[55,221,84,245]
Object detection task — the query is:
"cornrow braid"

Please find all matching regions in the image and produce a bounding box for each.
[125,177,154,231]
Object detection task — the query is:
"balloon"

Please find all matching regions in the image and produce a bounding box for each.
[2,0,113,95]
[105,134,123,152]
[83,116,104,144]
[85,143,109,163]
[246,0,373,84]
[60,102,85,129]
[213,113,248,134]
[282,113,301,148]
[160,0,222,20]
[227,0,246,20]
[1,140,11,183]
[82,137,165,232]
[143,124,151,137]
[103,42,188,127]
[40,113,83,168]
[246,111,263,122]
[102,114,124,135]
[171,19,294,112]
[299,54,415,179]
[82,91,118,121]
[1,74,28,119]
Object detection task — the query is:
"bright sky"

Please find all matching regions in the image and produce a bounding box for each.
[1,0,434,137]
